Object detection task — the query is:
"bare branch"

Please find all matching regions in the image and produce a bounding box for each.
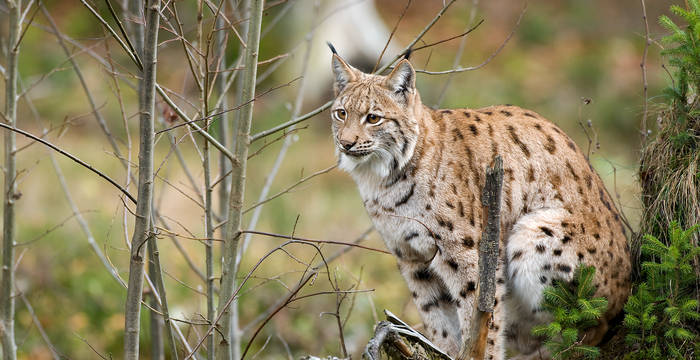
[376,0,458,74]
[639,0,650,146]
[79,0,143,70]
[243,165,337,214]
[372,0,412,73]
[411,19,484,53]
[19,291,61,360]
[239,230,390,254]
[0,122,137,204]
[415,5,526,75]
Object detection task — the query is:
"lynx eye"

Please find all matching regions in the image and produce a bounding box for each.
[333,109,347,121]
[366,113,382,125]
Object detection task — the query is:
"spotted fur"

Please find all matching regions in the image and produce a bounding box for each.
[329,54,631,359]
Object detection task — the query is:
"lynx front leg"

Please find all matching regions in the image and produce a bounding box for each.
[430,250,507,360]
[398,260,461,355]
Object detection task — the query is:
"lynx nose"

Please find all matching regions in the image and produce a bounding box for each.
[339,139,356,150]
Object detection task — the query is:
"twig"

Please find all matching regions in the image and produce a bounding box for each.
[103,0,141,64]
[40,4,134,186]
[19,291,61,360]
[79,0,143,70]
[410,19,484,52]
[13,1,38,52]
[189,239,330,359]
[372,0,412,73]
[155,85,237,165]
[0,122,136,204]
[238,4,318,273]
[75,334,109,360]
[239,230,389,254]
[241,227,374,334]
[243,165,337,214]
[239,238,337,360]
[17,59,129,289]
[376,0,458,74]
[250,100,333,142]
[415,4,526,75]
[639,0,650,146]
[246,126,306,160]
[251,0,462,143]
[436,0,480,106]
[155,76,300,135]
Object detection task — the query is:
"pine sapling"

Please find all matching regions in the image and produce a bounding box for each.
[532,265,608,359]
[624,222,700,359]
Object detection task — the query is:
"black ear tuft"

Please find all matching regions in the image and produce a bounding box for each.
[402,48,412,61]
[327,42,338,55]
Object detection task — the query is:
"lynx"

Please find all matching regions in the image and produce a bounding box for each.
[328,49,631,359]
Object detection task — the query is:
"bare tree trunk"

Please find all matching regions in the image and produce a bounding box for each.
[216,1,231,232]
[147,232,179,359]
[216,0,263,359]
[149,247,165,360]
[123,0,160,358]
[126,0,144,59]
[227,2,250,357]
[1,1,20,359]
[208,3,230,360]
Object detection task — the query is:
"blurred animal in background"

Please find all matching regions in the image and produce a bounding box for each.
[289,0,401,100]
[327,50,632,359]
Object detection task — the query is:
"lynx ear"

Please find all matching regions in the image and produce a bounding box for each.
[329,44,358,95]
[385,59,415,97]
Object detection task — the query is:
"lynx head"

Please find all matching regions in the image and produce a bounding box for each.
[329,48,424,180]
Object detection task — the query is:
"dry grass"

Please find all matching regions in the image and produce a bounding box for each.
[637,100,699,277]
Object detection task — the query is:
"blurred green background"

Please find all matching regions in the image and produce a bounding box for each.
[0,0,677,358]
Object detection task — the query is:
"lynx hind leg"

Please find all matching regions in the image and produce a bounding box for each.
[506,208,577,315]
[504,208,578,356]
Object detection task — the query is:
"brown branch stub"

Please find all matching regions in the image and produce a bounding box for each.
[459,156,503,360]
[477,155,502,313]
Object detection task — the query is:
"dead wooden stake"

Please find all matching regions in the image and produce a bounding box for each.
[459,156,503,360]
